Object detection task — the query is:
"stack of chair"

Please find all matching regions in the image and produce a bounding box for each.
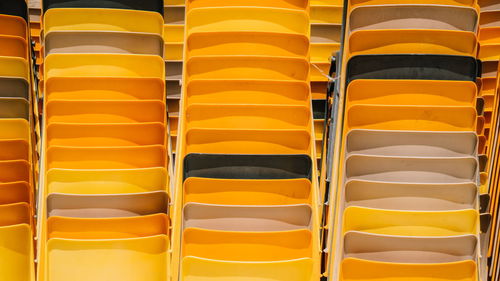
[171,0,321,280]
[163,0,185,158]
[28,0,41,66]
[325,0,486,281]
[477,2,500,280]
[0,1,35,281]
[37,1,170,280]
[310,0,342,169]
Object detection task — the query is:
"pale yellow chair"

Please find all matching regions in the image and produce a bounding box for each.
[0,224,34,281]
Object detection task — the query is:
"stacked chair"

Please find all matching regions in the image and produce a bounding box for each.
[37,1,170,280]
[163,0,185,158]
[477,2,500,280]
[325,0,485,281]
[171,0,321,280]
[0,1,35,281]
[310,0,342,168]
[28,0,41,66]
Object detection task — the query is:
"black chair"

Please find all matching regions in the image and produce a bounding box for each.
[0,0,28,22]
[312,99,327,120]
[346,55,479,84]
[43,0,164,16]
[183,154,313,181]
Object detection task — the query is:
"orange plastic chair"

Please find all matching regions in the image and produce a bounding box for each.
[0,181,30,205]
[0,140,29,161]
[0,15,27,39]
[0,202,31,227]
[0,35,28,59]
[0,160,30,183]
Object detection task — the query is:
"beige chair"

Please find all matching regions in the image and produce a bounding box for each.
[346,130,477,157]
[44,31,164,56]
[183,203,312,231]
[349,5,477,33]
[0,77,28,99]
[345,155,478,183]
[344,180,477,210]
[344,231,477,262]
[0,98,29,119]
[46,191,168,217]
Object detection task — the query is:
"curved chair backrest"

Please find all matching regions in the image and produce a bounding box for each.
[0,182,30,205]
[0,224,33,281]
[183,203,312,231]
[187,0,308,10]
[44,31,164,56]
[0,202,31,226]
[46,192,169,218]
[343,231,477,263]
[344,180,477,210]
[0,98,29,120]
[0,15,27,39]
[0,77,29,99]
[46,167,167,195]
[43,0,164,15]
[0,119,29,140]
[0,160,30,183]
[0,57,28,80]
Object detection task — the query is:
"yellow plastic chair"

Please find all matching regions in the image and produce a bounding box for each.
[345,105,477,132]
[43,8,164,34]
[0,160,30,183]
[165,42,183,60]
[0,98,29,120]
[340,258,477,281]
[45,100,165,124]
[348,5,478,33]
[44,54,165,80]
[46,192,168,218]
[0,224,34,281]
[310,62,331,82]
[0,35,28,59]
[0,15,27,39]
[345,180,477,210]
[164,25,184,43]
[46,145,166,169]
[344,232,477,263]
[44,31,164,57]
[183,178,311,205]
[183,203,312,231]
[47,214,169,239]
[45,77,164,101]
[182,228,312,261]
[0,57,28,80]
[0,181,30,205]
[186,7,309,36]
[185,128,311,154]
[186,56,309,81]
[0,119,29,141]
[0,140,29,161]
[346,130,477,157]
[46,235,168,281]
[310,5,342,24]
[345,155,477,183]
[182,256,314,281]
[46,123,165,147]
[46,168,167,195]
[187,0,308,9]
[347,80,477,107]
[0,202,31,227]
[185,104,310,130]
[186,80,309,106]
[187,32,309,58]
[478,43,500,61]
[310,43,340,63]
[478,27,500,45]
[348,30,477,57]
[343,206,478,236]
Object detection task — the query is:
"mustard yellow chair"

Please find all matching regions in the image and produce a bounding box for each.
[346,80,477,107]
[343,206,478,236]
[0,119,29,140]
[46,168,167,195]
[183,178,311,205]
[0,57,28,80]
[343,231,477,263]
[182,228,312,260]
[46,123,165,147]
[0,224,34,281]
[310,5,342,24]
[185,104,310,130]
[183,203,312,231]
[46,235,168,281]
[45,77,164,101]
[46,145,166,169]
[47,214,168,239]
[344,180,477,210]
[185,128,311,154]
[181,256,315,281]
[340,258,477,281]
[45,100,165,124]
[187,0,308,10]
[43,8,163,34]
[186,80,309,106]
